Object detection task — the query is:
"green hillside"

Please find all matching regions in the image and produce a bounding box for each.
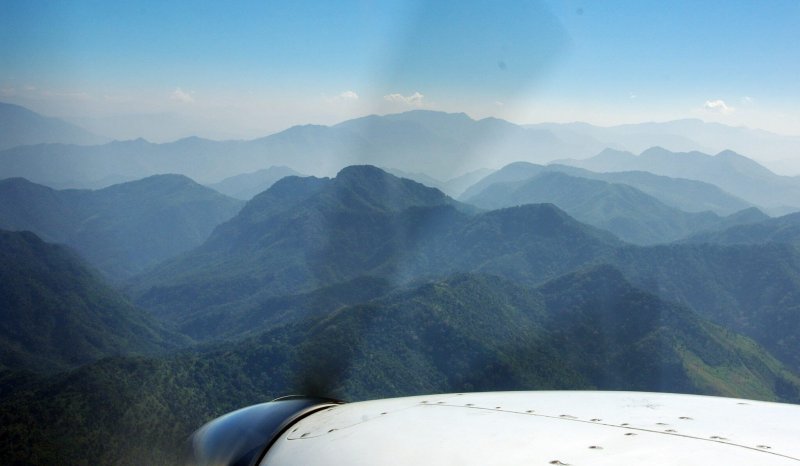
[0,230,186,373]
[3,268,798,465]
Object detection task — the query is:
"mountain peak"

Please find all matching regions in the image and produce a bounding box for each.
[332,165,461,213]
[390,109,473,121]
[715,149,744,159]
[335,164,392,180]
[639,146,672,156]
[101,173,198,192]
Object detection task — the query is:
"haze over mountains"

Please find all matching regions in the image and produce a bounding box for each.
[464,171,764,244]
[208,166,303,200]
[4,103,800,465]
[2,102,799,188]
[0,175,243,278]
[562,147,800,214]
[0,102,106,151]
[460,161,755,216]
[530,119,800,174]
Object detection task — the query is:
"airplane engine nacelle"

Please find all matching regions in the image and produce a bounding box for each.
[187,391,800,466]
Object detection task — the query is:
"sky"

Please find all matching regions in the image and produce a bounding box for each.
[0,0,798,140]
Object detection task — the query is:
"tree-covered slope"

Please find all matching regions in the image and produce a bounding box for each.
[685,211,800,249]
[129,167,620,322]
[3,268,798,465]
[611,243,800,371]
[0,230,185,373]
[125,166,800,378]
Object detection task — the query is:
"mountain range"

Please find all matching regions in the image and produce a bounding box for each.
[529,118,800,174]
[4,266,798,465]
[561,147,800,213]
[0,102,106,151]
[128,166,620,323]
[4,102,800,466]
[4,105,798,190]
[0,110,588,187]
[463,171,764,244]
[460,161,754,216]
[0,175,243,278]
[125,166,800,379]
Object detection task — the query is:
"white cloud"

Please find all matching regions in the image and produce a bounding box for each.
[325,90,359,103]
[338,90,359,100]
[703,99,734,114]
[383,91,425,107]
[170,87,195,103]
[741,96,755,104]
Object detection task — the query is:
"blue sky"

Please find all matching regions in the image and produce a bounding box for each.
[1,0,798,138]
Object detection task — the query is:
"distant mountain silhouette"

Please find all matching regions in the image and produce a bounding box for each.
[0,101,105,151]
[464,171,762,244]
[207,166,303,199]
[561,147,800,213]
[529,119,800,173]
[461,160,754,216]
[386,167,496,198]
[0,110,596,187]
[0,175,243,278]
[0,230,184,373]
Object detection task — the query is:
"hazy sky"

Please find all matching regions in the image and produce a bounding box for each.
[1,0,798,140]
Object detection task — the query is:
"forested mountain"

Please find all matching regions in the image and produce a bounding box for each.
[4,1,800,464]
[460,160,754,215]
[0,230,184,373]
[562,147,800,213]
[129,166,620,321]
[207,166,302,200]
[4,267,798,465]
[127,166,800,377]
[686,211,800,249]
[611,243,800,371]
[464,171,760,244]
[0,102,105,151]
[0,176,243,278]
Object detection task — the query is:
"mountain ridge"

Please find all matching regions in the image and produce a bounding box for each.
[464,171,762,244]
[560,146,800,212]
[0,175,244,279]
[0,229,186,373]
[0,101,106,151]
